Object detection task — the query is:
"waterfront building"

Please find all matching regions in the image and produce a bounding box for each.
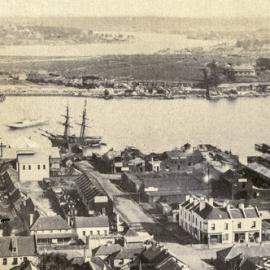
[231,64,256,78]
[212,169,253,200]
[141,172,211,204]
[179,195,262,245]
[16,151,49,182]
[0,236,37,270]
[160,147,203,172]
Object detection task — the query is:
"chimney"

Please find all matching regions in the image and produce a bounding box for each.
[208,198,214,206]
[11,236,18,256]
[29,213,34,226]
[199,199,206,211]
[185,195,190,202]
[238,203,245,210]
[67,215,71,226]
[189,197,194,204]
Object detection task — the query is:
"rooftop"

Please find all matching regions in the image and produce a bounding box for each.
[247,162,270,179]
[181,196,260,220]
[114,244,144,260]
[217,243,270,261]
[0,236,36,257]
[75,216,109,228]
[31,215,71,231]
[94,244,122,257]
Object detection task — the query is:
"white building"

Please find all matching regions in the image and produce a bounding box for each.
[74,216,110,240]
[231,65,256,77]
[17,151,49,182]
[179,195,262,245]
[30,215,76,246]
[0,236,37,270]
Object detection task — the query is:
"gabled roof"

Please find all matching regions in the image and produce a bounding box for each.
[222,169,242,183]
[94,244,122,257]
[157,257,186,270]
[90,257,113,270]
[30,215,71,231]
[141,244,171,264]
[0,236,36,257]
[114,244,144,260]
[75,216,109,228]
[193,203,230,220]
[217,243,270,261]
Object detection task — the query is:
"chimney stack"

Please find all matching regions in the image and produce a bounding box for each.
[208,198,214,206]
[199,198,206,211]
[29,213,34,227]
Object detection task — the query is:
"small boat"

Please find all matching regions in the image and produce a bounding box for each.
[7,119,48,129]
[255,143,270,154]
[0,95,5,102]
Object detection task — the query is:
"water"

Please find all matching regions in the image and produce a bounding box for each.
[0,96,269,163]
[0,32,225,57]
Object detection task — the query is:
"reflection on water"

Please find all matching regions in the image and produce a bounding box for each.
[0,96,269,163]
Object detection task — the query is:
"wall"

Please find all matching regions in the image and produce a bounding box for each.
[76,226,109,239]
[0,255,37,270]
[18,160,49,182]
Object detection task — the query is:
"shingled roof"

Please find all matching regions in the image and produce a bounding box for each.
[75,216,109,228]
[0,236,36,257]
[30,215,71,231]
[217,243,270,261]
[193,203,230,220]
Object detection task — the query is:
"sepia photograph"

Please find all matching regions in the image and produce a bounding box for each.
[1,0,270,269]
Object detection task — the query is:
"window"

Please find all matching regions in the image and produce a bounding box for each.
[43,164,46,170]
[237,222,242,229]
[90,231,93,235]
[37,165,41,170]
[83,231,86,236]
[252,221,256,228]
[97,230,100,235]
[13,248,16,252]
[13,258,18,265]
[104,230,107,235]
[223,234,229,241]
[22,165,26,170]
[211,223,215,231]
[28,165,31,170]
[3,258,7,265]
[225,223,229,230]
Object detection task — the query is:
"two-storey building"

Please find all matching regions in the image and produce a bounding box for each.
[30,215,77,246]
[179,195,262,245]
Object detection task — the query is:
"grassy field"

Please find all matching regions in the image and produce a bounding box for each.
[0,54,206,82]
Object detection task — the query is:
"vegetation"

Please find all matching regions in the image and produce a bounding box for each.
[38,253,91,270]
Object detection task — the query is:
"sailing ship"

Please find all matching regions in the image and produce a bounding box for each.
[41,101,103,151]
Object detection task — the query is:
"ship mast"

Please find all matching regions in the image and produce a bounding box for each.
[62,105,72,139]
[79,100,88,140]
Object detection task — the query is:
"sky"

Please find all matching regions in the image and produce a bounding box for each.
[0,0,270,18]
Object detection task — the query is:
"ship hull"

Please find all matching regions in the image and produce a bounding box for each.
[7,120,48,129]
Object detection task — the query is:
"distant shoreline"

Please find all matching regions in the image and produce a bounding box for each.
[3,92,270,100]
